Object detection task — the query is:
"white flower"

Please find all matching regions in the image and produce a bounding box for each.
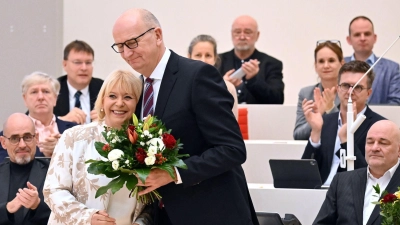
[107,131,111,137]
[148,138,165,151]
[112,160,119,170]
[158,129,163,136]
[108,149,124,161]
[141,134,144,138]
[147,146,157,156]
[144,155,156,165]
[114,136,121,143]
[140,142,145,146]
[125,159,130,165]
[143,130,150,136]
[111,139,117,144]
[149,134,153,138]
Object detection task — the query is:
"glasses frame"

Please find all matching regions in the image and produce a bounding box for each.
[316,40,341,48]
[111,28,155,53]
[3,133,36,145]
[338,83,369,93]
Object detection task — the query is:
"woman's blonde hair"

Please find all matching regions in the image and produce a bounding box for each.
[94,70,142,121]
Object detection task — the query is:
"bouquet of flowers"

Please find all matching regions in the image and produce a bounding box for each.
[86,114,188,204]
[372,184,400,225]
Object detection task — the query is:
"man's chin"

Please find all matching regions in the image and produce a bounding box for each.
[15,155,32,165]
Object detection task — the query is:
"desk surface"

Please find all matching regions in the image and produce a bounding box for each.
[248,183,328,225]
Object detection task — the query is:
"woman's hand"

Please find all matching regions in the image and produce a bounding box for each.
[91,210,116,225]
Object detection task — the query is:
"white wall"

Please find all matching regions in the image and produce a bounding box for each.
[63,0,400,105]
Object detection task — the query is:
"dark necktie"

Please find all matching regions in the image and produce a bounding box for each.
[143,78,154,117]
[74,91,82,109]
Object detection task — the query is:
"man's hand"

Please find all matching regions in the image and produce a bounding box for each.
[137,168,175,196]
[314,87,337,114]
[91,210,116,225]
[59,108,86,124]
[16,182,40,210]
[6,197,22,213]
[223,69,242,87]
[90,110,99,122]
[38,133,61,157]
[302,98,323,143]
[243,59,260,80]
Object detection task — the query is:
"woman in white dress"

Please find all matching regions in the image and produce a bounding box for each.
[43,70,151,225]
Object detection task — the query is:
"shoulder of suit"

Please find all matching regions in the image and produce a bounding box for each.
[34,158,50,168]
[57,75,68,82]
[299,84,318,95]
[366,106,386,120]
[90,77,104,84]
[377,57,400,67]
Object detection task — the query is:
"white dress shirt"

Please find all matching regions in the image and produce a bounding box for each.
[67,81,90,124]
[363,159,400,225]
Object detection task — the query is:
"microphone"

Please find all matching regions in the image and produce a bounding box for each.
[342,35,400,171]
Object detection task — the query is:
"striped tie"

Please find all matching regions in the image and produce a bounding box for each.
[74,91,82,109]
[143,78,154,117]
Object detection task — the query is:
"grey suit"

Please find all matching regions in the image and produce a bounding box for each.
[345,55,400,105]
[313,165,400,225]
[293,83,340,140]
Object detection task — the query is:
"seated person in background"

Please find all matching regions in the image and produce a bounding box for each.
[219,15,284,104]
[55,40,104,124]
[313,120,400,225]
[345,15,400,105]
[0,72,77,163]
[302,60,385,185]
[188,34,238,119]
[294,40,344,140]
[0,113,51,225]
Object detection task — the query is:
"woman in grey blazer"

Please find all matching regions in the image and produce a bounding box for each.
[293,41,344,140]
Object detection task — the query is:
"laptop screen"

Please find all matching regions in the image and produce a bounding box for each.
[269,159,323,189]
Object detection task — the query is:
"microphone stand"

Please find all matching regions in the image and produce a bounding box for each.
[340,35,400,171]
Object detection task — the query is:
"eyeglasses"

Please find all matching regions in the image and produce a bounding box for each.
[69,61,93,67]
[338,83,369,93]
[316,40,341,47]
[3,133,35,145]
[111,28,155,53]
[232,29,255,38]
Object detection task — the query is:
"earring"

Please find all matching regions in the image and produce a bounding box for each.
[100,108,104,112]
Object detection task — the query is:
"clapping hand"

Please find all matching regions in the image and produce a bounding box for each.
[314,87,337,114]
[223,69,242,87]
[16,182,40,210]
[302,98,323,143]
[38,131,61,157]
[242,59,260,80]
[59,107,87,124]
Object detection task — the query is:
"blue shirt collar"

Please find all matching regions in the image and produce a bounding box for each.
[350,53,375,66]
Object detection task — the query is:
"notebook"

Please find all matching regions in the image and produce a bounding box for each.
[269,159,323,189]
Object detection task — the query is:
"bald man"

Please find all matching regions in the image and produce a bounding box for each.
[314,120,400,225]
[112,8,258,225]
[219,15,284,104]
[0,113,50,224]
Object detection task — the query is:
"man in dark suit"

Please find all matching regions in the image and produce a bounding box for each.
[112,8,258,225]
[0,113,50,224]
[55,40,104,124]
[313,120,400,225]
[302,61,385,185]
[218,15,284,104]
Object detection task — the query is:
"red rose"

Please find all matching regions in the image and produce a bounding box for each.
[162,133,176,149]
[382,193,397,203]
[135,148,146,164]
[127,125,138,144]
[102,144,111,151]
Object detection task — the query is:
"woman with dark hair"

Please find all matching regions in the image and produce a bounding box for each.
[188,34,238,119]
[294,40,344,140]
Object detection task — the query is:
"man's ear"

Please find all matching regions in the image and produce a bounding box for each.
[0,136,6,150]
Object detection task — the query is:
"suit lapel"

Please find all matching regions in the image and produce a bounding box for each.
[352,168,367,224]
[354,107,372,142]
[135,76,144,119]
[57,78,71,115]
[154,52,179,119]
[0,163,11,206]
[323,113,339,169]
[367,165,400,225]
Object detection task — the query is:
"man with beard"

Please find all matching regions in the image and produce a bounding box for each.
[0,113,50,225]
[219,15,284,104]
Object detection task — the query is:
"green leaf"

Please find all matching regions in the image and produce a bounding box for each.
[123,173,138,190]
[136,168,151,184]
[95,177,123,198]
[132,114,138,126]
[170,159,188,169]
[157,164,175,179]
[94,142,109,158]
[373,184,381,195]
[111,176,126,194]
[87,163,108,175]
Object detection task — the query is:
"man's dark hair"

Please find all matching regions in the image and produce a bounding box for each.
[338,60,374,88]
[63,40,94,60]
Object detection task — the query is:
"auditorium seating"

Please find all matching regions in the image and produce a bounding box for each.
[239,104,400,140]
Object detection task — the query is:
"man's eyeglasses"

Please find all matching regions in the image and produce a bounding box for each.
[316,40,341,48]
[70,61,93,67]
[232,29,255,38]
[3,134,35,145]
[338,83,369,93]
[111,28,155,53]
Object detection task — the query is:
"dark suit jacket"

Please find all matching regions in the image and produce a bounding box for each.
[218,49,284,104]
[0,117,77,163]
[135,51,258,225]
[313,166,400,225]
[0,158,50,225]
[53,75,103,117]
[302,106,385,183]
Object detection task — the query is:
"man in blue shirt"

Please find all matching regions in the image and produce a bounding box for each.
[345,16,400,105]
